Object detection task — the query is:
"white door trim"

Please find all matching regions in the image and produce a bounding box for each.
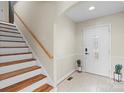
[82,24,112,78]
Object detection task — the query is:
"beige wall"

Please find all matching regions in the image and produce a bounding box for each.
[0,1,9,22]
[3,1,9,22]
[14,2,57,55]
[77,12,124,80]
[14,1,77,82]
[56,1,78,16]
[54,14,77,84]
[14,1,124,84]
[14,1,57,80]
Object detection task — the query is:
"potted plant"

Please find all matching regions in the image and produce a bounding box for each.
[114,64,123,82]
[76,59,82,73]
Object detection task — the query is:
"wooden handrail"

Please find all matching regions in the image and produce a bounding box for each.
[14,11,53,59]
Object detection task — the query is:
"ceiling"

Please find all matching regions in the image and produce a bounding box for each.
[65,1,124,23]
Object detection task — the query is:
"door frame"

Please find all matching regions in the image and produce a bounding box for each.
[82,24,112,78]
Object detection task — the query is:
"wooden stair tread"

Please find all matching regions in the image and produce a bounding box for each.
[0,74,46,92]
[0,46,28,48]
[0,66,41,80]
[0,58,36,67]
[0,40,25,43]
[0,30,20,34]
[0,35,22,38]
[0,52,32,57]
[33,84,53,92]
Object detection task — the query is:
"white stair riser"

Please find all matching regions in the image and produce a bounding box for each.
[0,68,43,89]
[0,32,21,36]
[0,48,29,54]
[19,78,47,92]
[0,28,17,32]
[0,22,15,27]
[0,42,26,46]
[0,54,32,63]
[0,24,16,28]
[0,36,23,41]
[0,61,36,74]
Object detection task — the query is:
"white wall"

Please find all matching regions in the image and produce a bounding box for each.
[77,12,124,80]
[54,14,77,84]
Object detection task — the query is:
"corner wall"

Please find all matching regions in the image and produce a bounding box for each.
[54,14,77,84]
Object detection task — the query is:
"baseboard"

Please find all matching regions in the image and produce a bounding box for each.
[56,69,75,85]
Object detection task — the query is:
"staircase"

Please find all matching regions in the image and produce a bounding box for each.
[0,22,53,92]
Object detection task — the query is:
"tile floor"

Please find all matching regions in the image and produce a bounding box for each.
[57,72,124,92]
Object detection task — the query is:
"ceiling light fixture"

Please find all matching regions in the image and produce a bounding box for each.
[89,6,95,11]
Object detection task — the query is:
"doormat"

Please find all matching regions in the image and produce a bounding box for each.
[67,77,73,81]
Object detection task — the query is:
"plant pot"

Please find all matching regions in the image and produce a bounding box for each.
[114,72,122,82]
[77,66,82,73]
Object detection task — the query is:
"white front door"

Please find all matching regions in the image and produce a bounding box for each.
[0,2,5,21]
[84,25,111,77]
